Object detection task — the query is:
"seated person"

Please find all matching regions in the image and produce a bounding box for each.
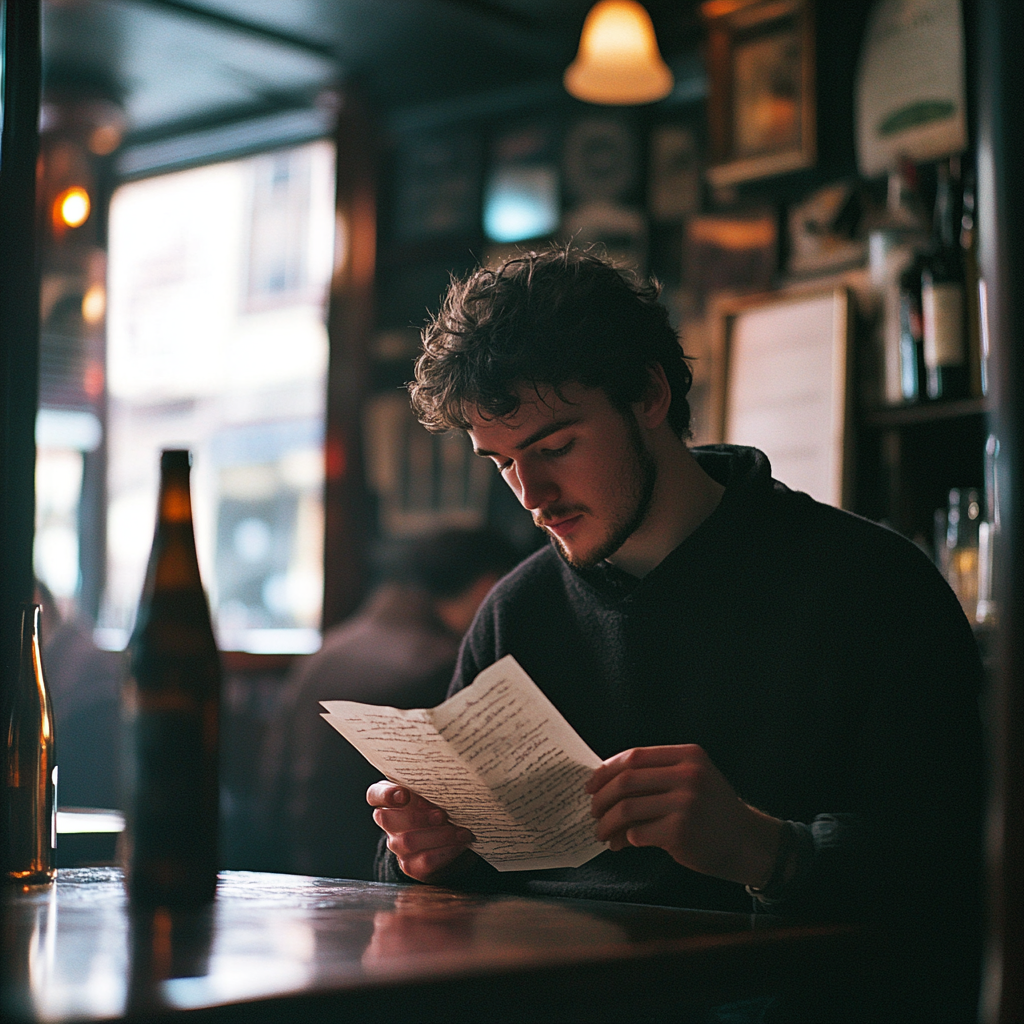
[261,528,517,880]
[368,247,985,1021]
[36,581,122,810]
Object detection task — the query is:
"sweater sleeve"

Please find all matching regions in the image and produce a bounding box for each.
[761,550,986,931]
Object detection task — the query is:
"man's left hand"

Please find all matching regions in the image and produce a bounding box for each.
[586,744,784,888]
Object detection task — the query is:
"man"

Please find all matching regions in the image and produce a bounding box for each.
[368,248,984,1017]
[261,528,517,880]
[36,580,122,810]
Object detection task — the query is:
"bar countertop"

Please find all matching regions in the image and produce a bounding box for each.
[3,868,860,1023]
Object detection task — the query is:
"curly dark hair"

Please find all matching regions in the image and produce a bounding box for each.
[409,245,693,438]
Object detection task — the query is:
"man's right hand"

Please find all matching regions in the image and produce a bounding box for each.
[366,781,476,883]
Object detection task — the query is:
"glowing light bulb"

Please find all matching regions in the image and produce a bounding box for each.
[564,1,673,106]
[55,187,91,229]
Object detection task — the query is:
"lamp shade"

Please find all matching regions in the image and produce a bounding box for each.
[564,1,674,106]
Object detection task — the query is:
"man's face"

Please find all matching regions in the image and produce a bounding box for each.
[467,383,656,569]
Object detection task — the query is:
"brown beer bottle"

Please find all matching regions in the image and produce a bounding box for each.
[4,604,58,887]
[122,450,220,906]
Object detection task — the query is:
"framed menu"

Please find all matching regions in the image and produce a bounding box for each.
[708,287,852,508]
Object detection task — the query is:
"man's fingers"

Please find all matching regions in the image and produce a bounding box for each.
[589,764,694,818]
[367,781,411,807]
[373,805,453,833]
[401,845,473,881]
[386,824,473,859]
[367,781,441,813]
[585,745,704,794]
[385,824,475,883]
[593,793,678,842]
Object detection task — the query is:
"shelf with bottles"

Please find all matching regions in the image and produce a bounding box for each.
[852,410,988,554]
[861,395,991,428]
[867,156,988,421]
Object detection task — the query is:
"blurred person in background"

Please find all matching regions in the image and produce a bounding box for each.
[261,528,519,880]
[35,580,123,810]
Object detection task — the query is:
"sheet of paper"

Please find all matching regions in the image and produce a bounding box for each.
[321,655,606,871]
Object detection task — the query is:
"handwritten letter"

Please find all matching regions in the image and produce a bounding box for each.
[320,655,606,871]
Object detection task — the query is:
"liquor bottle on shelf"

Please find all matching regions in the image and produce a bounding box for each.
[868,159,928,405]
[122,450,221,907]
[897,250,927,402]
[922,158,969,401]
[4,604,58,887]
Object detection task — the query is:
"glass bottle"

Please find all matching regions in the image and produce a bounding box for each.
[922,159,969,400]
[122,450,221,907]
[945,486,982,625]
[4,604,58,887]
[898,250,927,402]
[868,160,928,405]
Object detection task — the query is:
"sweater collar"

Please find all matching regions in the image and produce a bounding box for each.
[562,444,775,601]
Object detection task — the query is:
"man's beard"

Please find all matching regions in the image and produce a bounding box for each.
[538,410,658,570]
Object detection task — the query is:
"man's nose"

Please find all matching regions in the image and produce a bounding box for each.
[512,461,558,512]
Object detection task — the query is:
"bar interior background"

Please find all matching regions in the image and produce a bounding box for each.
[0,1,1020,1020]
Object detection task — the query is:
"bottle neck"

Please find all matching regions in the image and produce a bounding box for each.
[158,470,193,525]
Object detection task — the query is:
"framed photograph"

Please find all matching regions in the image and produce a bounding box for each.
[704,0,816,187]
[707,287,852,508]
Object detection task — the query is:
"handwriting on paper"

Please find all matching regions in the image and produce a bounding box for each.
[320,655,606,871]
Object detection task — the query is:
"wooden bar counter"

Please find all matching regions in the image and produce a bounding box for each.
[3,868,862,1023]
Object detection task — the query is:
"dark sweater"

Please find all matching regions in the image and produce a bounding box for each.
[378,447,984,932]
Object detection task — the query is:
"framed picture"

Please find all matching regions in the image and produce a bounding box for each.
[703,0,816,187]
[707,287,852,508]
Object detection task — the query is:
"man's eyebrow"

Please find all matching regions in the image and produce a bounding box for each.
[472,417,581,458]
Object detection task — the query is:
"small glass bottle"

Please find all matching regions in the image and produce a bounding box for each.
[945,487,982,625]
[122,450,221,907]
[4,604,58,887]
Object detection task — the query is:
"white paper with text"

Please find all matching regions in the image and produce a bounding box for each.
[320,655,606,871]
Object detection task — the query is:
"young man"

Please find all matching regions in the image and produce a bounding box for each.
[368,248,984,1014]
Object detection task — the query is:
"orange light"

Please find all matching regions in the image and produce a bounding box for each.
[55,187,91,229]
[564,1,674,106]
[82,283,106,324]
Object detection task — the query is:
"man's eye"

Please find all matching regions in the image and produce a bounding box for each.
[542,441,573,458]
[492,458,513,472]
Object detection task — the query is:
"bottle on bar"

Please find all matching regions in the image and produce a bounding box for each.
[4,604,58,887]
[122,450,221,907]
[922,159,968,400]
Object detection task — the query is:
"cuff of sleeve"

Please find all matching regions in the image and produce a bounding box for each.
[746,820,815,908]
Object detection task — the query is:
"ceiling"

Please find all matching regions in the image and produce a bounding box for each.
[41,0,705,171]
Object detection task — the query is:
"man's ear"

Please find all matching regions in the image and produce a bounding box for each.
[634,363,672,430]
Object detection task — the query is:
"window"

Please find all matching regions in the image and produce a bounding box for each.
[97,141,336,653]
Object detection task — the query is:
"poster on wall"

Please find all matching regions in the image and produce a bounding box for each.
[856,0,967,177]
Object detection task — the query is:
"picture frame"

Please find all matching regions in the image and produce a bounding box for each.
[707,287,852,508]
[703,0,816,187]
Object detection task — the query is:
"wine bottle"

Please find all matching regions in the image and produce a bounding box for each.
[922,159,969,400]
[4,604,58,887]
[898,250,927,402]
[122,450,221,907]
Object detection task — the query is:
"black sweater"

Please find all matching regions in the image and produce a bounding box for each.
[378,446,984,931]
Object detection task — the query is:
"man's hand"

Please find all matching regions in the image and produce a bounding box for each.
[586,745,784,888]
[367,782,476,883]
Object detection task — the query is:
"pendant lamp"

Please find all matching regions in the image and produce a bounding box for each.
[564,1,674,106]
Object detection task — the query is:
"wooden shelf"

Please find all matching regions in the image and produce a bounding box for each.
[861,397,991,429]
